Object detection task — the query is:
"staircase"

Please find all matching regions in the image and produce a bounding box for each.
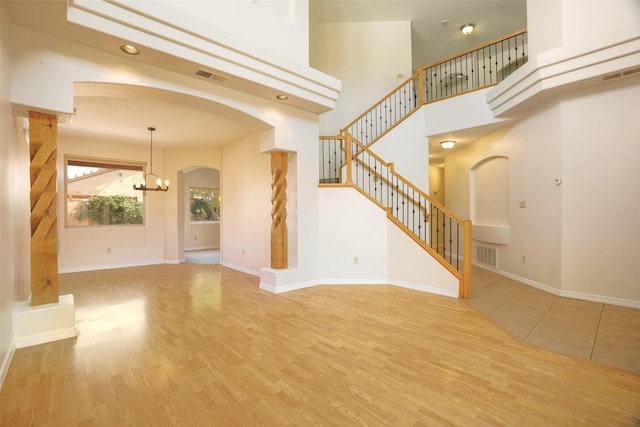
[318,30,528,298]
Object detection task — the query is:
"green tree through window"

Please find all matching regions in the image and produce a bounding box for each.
[65,158,144,227]
[190,188,220,222]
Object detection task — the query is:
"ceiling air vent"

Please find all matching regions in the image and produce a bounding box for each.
[602,67,640,81]
[194,69,228,82]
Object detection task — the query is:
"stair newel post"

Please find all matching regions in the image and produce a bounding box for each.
[461,219,472,298]
[270,151,288,269]
[345,133,353,185]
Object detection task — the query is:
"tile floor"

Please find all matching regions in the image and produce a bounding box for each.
[469,265,640,375]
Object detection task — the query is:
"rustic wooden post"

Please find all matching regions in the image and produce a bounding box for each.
[29,111,59,306]
[270,151,288,269]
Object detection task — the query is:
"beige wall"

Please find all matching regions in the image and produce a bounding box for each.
[1,2,31,383]
[445,76,640,305]
[221,134,271,276]
[559,76,640,302]
[311,21,413,135]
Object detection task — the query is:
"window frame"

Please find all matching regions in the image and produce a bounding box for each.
[189,187,221,224]
[64,156,146,228]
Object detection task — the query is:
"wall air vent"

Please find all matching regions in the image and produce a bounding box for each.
[195,69,228,82]
[476,245,498,268]
[602,67,640,81]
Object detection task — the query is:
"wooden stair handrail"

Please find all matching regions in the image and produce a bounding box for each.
[340,28,528,148]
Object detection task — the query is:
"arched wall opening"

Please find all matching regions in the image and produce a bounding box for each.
[180,167,221,264]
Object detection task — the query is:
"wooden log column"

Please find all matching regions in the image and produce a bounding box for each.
[270,151,288,269]
[29,111,59,306]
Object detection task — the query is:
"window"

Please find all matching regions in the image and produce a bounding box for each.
[66,158,145,226]
[190,187,220,222]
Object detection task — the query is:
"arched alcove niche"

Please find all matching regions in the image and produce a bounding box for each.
[470,156,511,245]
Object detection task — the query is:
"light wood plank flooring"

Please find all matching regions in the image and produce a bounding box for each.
[2,263,640,425]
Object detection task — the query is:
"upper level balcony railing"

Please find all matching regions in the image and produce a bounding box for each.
[341,30,528,147]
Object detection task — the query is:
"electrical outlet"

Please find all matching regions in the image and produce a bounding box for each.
[242,249,245,255]
[106,247,112,253]
[522,255,526,263]
[519,201,526,208]
[354,256,359,264]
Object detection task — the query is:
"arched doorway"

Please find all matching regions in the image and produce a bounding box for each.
[181,167,221,264]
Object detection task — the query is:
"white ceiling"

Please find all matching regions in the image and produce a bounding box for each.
[7,0,526,155]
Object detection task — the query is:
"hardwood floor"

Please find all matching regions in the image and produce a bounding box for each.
[2,263,640,425]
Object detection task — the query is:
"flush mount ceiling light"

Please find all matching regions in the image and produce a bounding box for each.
[461,24,475,35]
[440,140,456,149]
[133,127,169,192]
[276,94,289,100]
[120,44,140,55]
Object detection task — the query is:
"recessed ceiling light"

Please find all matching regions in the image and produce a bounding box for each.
[276,95,288,100]
[440,140,456,149]
[461,24,474,35]
[120,44,140,55]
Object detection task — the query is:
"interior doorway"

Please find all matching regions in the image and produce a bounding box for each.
[182,167,221,265]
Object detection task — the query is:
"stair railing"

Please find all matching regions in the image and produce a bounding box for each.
[319,134,471,298]
[340,29,527,148]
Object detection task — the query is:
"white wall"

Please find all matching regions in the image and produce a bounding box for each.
[318,188,388,282]
[0,2,31,386]
[119,0,310,68]
[58,137,169,272]
[317,187,459,297]
[560,76,640,304]
[183,168,220,251]
[445,75,640,306]
[311,21,413,135]
[445,101,563,291]
[221,134,271,276]
[369,110,429,192]
[164,147,222,264]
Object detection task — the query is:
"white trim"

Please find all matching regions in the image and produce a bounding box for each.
[184,245,219,251]
[487,37,640,117]
[259,277,458,298]
[0,340,16,390]
[221,261,260,277]
[495,268,562,297]
[14,328,78,349]
[390,279,459,298]
[259,279,318,294]
[473,262,640,309]
[13,294,78,349]
[558,290,640,310]
[58,259,164,273]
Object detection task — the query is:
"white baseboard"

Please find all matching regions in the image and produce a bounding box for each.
[259,279,317,294]
[259,276,458,298]
[473,262,640,309]
[390,279,459,298]
[59,259,164,273]
[13,294,78,349]
[558,289,640,309]
[0,339,16,390]
[221,261,260,277]
[185,246,219,251]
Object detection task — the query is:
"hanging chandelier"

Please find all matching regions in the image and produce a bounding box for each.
[133,127,169,192]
